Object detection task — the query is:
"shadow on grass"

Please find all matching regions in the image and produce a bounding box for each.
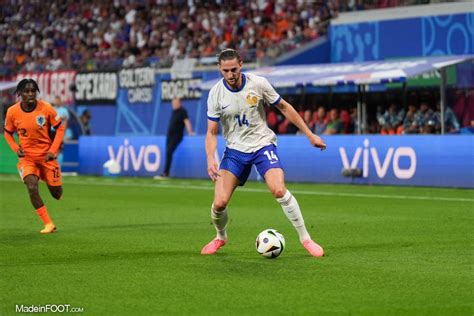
[0,249,205,267]
[0,248,323,269]
[84,222,210,230]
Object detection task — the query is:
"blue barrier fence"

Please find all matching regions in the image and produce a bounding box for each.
[79,135,474,188]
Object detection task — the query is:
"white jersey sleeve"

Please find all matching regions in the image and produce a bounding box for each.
[207,85,221,121]
[260,77,281,106]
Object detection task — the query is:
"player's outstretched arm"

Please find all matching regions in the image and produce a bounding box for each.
[205,120,220,181]
[4,109,23,156]
[3,130,24,156]
[276,99,326,150]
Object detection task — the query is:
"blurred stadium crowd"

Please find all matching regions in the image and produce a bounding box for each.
[1,0,438,75]
[268,88,473,135]
[1,0,471,136]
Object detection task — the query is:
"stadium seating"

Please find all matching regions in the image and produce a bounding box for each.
[1,0,432,76]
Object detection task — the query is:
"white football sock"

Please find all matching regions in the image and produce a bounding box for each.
[211,205,228,240]
[276,190,311,243]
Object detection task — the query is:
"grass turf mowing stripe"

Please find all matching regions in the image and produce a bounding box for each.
[1,176,472,202]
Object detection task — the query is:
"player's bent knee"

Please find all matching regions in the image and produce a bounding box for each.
[26,183,39,196]
[213,199,229,211]
[27,188,39,197]
[271,188,286,199]
[50,187,63,200]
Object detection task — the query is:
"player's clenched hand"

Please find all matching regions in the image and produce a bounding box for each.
[207,159,220,182]
[17,148,25,157]
[44,152,56,162]
[309,134,327,151]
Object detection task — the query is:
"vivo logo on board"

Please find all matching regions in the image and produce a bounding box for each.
[108,139,161,172]
[339,139,417,179]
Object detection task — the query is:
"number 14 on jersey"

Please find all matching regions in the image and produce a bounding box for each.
[235,114,249,127]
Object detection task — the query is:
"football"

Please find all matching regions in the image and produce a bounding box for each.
[256,229,286,259]
[103,159,121,177]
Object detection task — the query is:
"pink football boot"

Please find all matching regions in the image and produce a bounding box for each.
[302,239,324,257]
[201,238,227,255]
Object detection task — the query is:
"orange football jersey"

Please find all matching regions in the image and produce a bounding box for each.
[4,99,61,158]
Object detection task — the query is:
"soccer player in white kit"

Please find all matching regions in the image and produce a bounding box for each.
[201,49,327,257]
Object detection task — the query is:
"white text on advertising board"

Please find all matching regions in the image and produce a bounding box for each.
[119,68,155,104]
[75,72,118,102]
[339,139,416,179]
[161,79,202,101]
[107,139,160,172]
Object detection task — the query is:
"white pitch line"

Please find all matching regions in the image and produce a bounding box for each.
[1,177,472,203]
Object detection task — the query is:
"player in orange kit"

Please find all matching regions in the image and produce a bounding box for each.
[3,79,66,234]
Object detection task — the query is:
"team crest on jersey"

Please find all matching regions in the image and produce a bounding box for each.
[36,115,46,127]
[246,93,259,107]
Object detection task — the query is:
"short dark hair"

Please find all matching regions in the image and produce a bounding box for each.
[15,79,40,96]
[217,49,241,64]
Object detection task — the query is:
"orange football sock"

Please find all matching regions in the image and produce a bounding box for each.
[36,206,52,224]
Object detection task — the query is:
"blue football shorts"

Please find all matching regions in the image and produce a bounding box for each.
[219,144,284,185]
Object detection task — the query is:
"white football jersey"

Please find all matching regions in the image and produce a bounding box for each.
[207,73,281,153]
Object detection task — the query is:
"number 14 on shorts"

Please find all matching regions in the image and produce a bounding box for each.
[264,150,279,163]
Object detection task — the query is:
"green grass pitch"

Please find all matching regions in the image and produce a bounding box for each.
[0,174,473,315]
